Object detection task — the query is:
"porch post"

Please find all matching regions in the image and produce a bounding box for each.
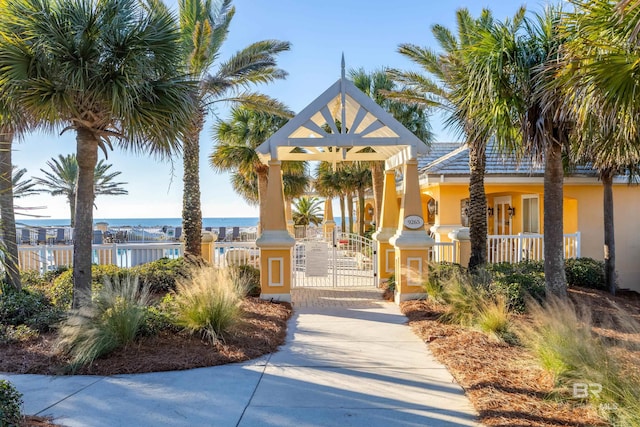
[389,159,434,303]
[372,169,399,284]
[322,197,335,239]
[255,160,295,302]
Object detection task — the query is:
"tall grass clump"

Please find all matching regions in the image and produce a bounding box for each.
[57,275,150,370]
[519,296,640,425]
[170,265,244,343]
[426,268,512,342]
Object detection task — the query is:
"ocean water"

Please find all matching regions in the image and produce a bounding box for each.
[18,217,259,229]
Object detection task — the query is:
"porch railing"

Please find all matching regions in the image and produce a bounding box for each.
[429,242,457,263]
[487,232,581,264]
[209,241,260,269]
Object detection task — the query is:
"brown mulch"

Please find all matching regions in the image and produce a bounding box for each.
[0,298,292,376]
[401,287,640,427]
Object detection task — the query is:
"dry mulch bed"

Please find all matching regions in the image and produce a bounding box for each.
[0,298,291,376]
[401,287,640,427]
[1,298,291,426]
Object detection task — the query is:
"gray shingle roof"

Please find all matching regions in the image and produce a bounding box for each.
[418,142,598,177]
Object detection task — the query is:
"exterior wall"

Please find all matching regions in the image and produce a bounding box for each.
[421,179,640,292]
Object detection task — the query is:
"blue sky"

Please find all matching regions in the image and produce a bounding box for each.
[13,0,547,221]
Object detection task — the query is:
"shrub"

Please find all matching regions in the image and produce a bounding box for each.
[0,324,39,344]
[56,275,150,369]
[425,263,466,302]
[484,261,545,313]
[0,285,63,332]
[565,258,606,290]
[229,264,261,297]
[0,379,22,427]
[130,257,186,294]
[170,266,243,343]
[49,264,126,309]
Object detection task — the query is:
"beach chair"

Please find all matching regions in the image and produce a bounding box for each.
[115,230,127,243]
[218,227,227,242]
[55,228,66,244]
[204,226,212,231]
[230,226,240,241]
[19,228,31,244]
[93,230,104,245]
[36,228,47,245]
[174,227,182,241]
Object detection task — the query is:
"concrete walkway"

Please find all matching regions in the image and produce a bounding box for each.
[1,288,477,427]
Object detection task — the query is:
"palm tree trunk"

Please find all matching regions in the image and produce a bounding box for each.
[73,128,98,308]
[339,195,346,233]
[68,195,76,228]
[371,161,384,225]
[0,131,21,291]
[602,170,616,295]
[257,168,268,232]
[468,140,487,270]
[182,109,204,258]
[347,193,354,234]
[543,141,567,297]
[357,187,365,235]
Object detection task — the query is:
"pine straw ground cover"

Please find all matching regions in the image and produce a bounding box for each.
[402,287,640,427]
[0,298,291,375]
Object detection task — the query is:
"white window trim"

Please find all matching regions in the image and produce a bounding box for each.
[521,194,540,234]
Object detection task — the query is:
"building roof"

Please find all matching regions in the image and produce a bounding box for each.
[418,142,598,178]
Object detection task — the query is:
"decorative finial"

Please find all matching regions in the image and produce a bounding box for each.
[341,53,345,80]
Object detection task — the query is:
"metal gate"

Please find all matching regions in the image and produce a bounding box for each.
[292,230,377,288]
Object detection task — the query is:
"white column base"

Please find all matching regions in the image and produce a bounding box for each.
[394,291,427,305]
[260,293,291,303]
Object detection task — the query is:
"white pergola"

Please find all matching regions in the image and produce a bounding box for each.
[256,60,428,170]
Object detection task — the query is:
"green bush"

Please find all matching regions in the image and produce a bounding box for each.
[484,261,545,313]
[229,264,261,297]
[565,257,606,290]
[0,286,63,332]
[171,266,243,343]
[49,264,126,309]
[425,263,466,301]
[57,275,151,370]
[130,257,186,294]
[0,324,39,344]
[0,379,22,427]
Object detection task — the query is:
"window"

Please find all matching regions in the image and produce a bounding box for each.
[522,196,539,233]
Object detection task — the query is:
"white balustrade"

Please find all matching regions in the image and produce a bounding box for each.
[487,232,581,263]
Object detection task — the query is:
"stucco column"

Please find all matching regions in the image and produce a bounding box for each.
[255,160,295,302]
[372,169,399,284]
[389,159,434,303]
[449,228,470,268]
[322,197,335,239]
[285,199,294,235]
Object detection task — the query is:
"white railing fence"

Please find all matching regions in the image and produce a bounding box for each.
[18,243,183,274]
[208,241,260,269]
[429,242,457,263]
[487,232,581,264]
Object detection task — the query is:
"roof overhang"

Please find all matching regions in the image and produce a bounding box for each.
[256,70,428,170]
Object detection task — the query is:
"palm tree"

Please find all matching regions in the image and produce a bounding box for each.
[0,103,29,290]
[211,107,308,226]
[0,0,195,307]
[12,167,38,199]
[34,154,128,227]
[315,162,346,231]
[349,68,432,225]
[292,196,323,227]
[390,9,506,271]
[177,0,290,257]
[465,7,570,295]
[559,0,640,294]
[340,162,372,235]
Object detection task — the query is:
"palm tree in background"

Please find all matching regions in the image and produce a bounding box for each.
[34,155,128,227]
[177,0,290,257]
[211,107,308,226]
[292,196,323,227]
[559,0,640,294]
[390,8,510,271]
[0,0,195,307]
[12,166,39,199]
[315,162,346,232]
[349,67,432,226]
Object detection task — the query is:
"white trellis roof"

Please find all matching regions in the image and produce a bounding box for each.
[256,65,428,170]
